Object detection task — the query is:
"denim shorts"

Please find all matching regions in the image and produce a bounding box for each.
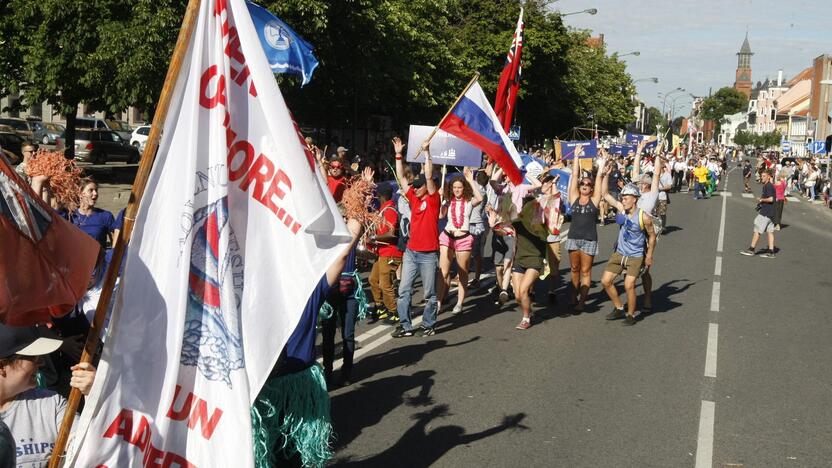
[565,238,599,256]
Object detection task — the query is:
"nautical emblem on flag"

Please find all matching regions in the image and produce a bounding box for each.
[0,170,52,243]
[264,21,292,50]
[180,196,246,386]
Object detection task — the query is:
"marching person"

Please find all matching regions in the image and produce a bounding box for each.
[599,183,657,325]
[367,184,402,324]
[436,167,483,315]
[71,178,115,249]
[565,145,604,313]
[740,169,777,258]
[392,141,441,338]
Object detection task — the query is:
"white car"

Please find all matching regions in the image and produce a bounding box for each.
[130,125,151,152]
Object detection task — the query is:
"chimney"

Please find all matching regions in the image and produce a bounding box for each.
[777,69,783,86]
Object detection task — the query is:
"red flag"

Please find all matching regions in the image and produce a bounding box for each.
[494,8,524,132]
[0,155,99,325]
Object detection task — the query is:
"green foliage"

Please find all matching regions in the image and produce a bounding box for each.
[642,106,663,134]
[700,87,748,132]
[733,129,781,149]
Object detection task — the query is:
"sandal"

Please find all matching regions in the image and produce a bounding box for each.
[515,318,531,330]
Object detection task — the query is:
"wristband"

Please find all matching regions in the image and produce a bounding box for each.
[395,155,402,160]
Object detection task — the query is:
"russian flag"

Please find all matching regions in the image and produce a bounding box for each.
[438,81,525,185]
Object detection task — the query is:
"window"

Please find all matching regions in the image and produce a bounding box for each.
[770,109,776,120]
[138,127,150,136]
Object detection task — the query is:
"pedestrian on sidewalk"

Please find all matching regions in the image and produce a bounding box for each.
[740,170,777,258]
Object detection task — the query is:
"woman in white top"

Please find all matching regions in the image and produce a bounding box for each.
[437,167,483,315]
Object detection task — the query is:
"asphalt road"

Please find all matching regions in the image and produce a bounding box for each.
[321,164,832,468]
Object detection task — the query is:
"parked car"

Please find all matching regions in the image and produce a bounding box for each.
[0,117,39,139]
[33,122,65,145]
[0,131,25,163]
[73,117,133,142]
[58,128,140,164]
[130,125,151,152]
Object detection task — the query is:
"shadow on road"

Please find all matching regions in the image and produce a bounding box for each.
[644,278,696,317]
[331,401,527,467]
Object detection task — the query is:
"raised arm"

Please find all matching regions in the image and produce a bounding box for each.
[423,141,437,195]
[631,140,646,181]
[326,218,364,286]
[567,144,583,204]
[465,167,484,207]
[393,137,409,193]
[650,155,662,193]
[591,156,606,206]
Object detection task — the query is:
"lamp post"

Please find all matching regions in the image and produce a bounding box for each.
[634,77,658,83]
[562,8,598,16]
[661,88,685,116]
[619,51,641,58]
[669,95,689,121]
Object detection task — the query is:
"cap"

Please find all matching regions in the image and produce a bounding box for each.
[0,324,63,359]
[337,146,348,153]
[621,183,640,198]
[639,174,652,185]
[411,175,426,188]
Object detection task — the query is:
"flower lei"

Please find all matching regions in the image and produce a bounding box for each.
[450,197,465,229]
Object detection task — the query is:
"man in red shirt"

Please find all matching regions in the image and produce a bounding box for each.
[368,184,403,324]
[326,158,347,202]
[391,138,440,337]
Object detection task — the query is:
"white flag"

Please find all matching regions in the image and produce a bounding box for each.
[68,0,348,465]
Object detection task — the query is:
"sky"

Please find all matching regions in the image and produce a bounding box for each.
[549,0,830,111]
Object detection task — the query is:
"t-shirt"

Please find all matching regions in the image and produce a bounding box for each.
[272,275,331,376]
[638,190,659,214]
[468,182,487,226]
[326,175,347,203]
[742,165,752,178]
[376,200,402,258]
[774,181,787,201]
[658,173,673,201]
[758,182,776,218]
[693,166,709,183]
[0,388,67,468]
[405,187,440,252]
[607,171,623,193]
[71,208,115,247]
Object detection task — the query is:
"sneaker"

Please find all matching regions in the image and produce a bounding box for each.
[498,290,509,304]
[515,318,532,330]
[739,248,756,256]
[383,315,400,326]
[774,225,781,231]
[391,327,415,338]
[622,312,641,326]
[605,307,626,321]
[415,326,435,337]
[760,250,776,259]
[452,304,463,315]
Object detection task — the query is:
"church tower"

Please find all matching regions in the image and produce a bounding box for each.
[734,33,753,99]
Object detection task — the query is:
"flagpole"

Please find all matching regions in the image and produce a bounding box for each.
[49,0,203,465]
[422,72,481,151]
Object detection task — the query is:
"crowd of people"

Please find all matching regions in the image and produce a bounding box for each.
[1,132,828,467]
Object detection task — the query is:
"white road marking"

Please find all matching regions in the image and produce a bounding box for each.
[704,323,718,378]
[716,193,727,253]
[717,191,732,197]
[695,400,716,468]
[710,282,720,312]
[714,256,722,277]
[741,193,754,198]
[786,196,800,202]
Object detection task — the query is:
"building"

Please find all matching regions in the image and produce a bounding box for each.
[718,112,748,147]
[746,71,789,135]
[808,54,832,147]
[0,90,145,128]
[775,67,812,156]
[734,34,753,99]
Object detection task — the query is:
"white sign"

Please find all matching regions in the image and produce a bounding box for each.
[68,0,348,466]
[405,124,483,167]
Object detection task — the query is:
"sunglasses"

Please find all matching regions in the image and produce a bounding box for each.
[579,182,593,187]
[330,164,342,169]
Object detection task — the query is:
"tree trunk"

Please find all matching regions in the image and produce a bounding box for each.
[63,112,77,160]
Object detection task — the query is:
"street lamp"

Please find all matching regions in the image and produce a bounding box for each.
[635,77,659,83]
[619,51,641,57]
[661,88,685,116]
[562,8,598,16]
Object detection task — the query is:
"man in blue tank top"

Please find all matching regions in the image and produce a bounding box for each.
[599,182,656,325]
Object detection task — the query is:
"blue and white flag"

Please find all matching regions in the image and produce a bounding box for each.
[246,1,319,86]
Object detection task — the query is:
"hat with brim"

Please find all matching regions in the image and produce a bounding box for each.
[0,324,63,359]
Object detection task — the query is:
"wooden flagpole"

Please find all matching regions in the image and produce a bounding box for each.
[422,72,481,151]
[49,0,203,465]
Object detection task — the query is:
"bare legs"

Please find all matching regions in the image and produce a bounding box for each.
[511,268,540,321]
[601,271,638,316]
[437,245,472,311]
[568,250,593,310]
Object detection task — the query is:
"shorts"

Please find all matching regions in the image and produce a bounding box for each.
[439,231,474,251]
[565,238,599,257]
[470,223,488,257]
[492,233,516,264]
[605,251,645,278]
[753,214,774,234]
[512,256,543,273]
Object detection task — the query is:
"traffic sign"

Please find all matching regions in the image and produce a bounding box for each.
[781,140,791,153]
[508,126,521,141]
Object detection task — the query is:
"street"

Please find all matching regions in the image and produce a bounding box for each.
[318,165,832,467]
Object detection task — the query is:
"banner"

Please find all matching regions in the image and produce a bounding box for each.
[405,125,482,167]
[608,144,637,155]
[246,1,318,86]
[68,0,348,465]
[625,132,658,150]
[559,140,597,159]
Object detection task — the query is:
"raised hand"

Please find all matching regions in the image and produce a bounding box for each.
[463,166,474,181]
[392,137,405,155]
[362,166,375,183]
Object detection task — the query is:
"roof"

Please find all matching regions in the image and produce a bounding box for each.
[788,66,813,86]
[739,33,752,55]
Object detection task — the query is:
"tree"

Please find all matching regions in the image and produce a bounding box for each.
[642,106,663,134]
[733,130,753,147]
[699,87,748,134]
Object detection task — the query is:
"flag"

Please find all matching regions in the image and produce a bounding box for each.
[493,8,524,132]
[439,81,525,185]
[246,1,319,86]
[67,0,348,465]
[0,157,99,326]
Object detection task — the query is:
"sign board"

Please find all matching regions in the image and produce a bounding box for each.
[808,140,826,154]
[781,140,791,153]
[508,126,521,141]
[608,144,638,155]
[406,124,483,167]
[559,139,598,159]
[625,132,658,150]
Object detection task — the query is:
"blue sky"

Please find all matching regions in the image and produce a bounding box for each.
[549,0,830,110]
